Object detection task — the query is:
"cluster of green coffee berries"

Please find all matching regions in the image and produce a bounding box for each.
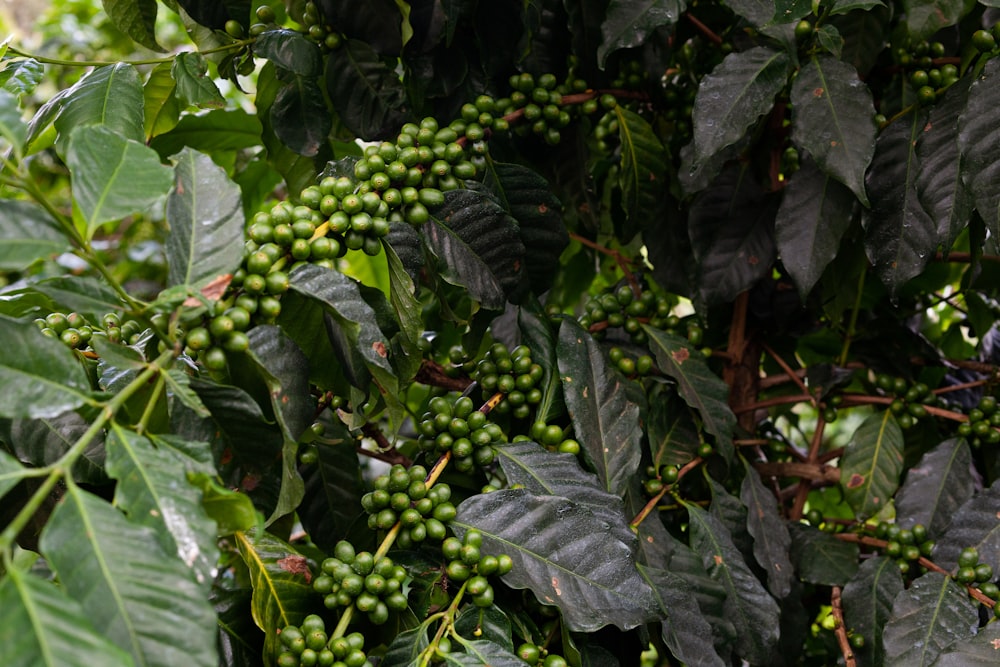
[956,395,1000,446]
[953,547,997,598]
[526,421,580,455]
[507,72,590,145]
[516,643,569,667]
[972,26,1000,55]
[277,615,370,667]
[417,396,503,472]
[872,374,937,430]
[179,299,257,370]
[578,282,694,346]
[314,541,408,625]
[441,529,513,607]
[887,39,958,109]
[471,343,544,420]
[642,464,682,497]
[360,463,456,547]
[34,311,145,351]
[871,521,934,574]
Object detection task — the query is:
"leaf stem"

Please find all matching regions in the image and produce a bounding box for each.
[5,40,253,68]
[838,262,866,367]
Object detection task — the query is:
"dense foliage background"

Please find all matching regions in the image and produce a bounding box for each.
[2,0,1000,665]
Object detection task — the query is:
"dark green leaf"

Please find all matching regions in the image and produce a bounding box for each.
[142,62,180,139]
[864,110,937,295]
[0,568,134,667]
[688,163,776,305]
[166,147,245,288]
[66,125,174,240]
[831,0,885,13]
[174,0,248,30]
[253,29,321,77]
[298,433,365,552]
[903,0,967,41]
[325,39,408,140]
[149,109,263,158]
[454,489,658,632]
[188,379,282,464]
[39,485,217,666]
[932,479,1000,573]
[895,438,974,538]
[245,325,313,444]
[931,623,1000,666]
[421,189,525,310]
[0,449,26,500]
[840,411,904,519]
[105,427,218,589]
[454,607,513,650]
[707,474,754,563]
[647,390,700,466]
[103,0,164,52]
[385,221,424,285]
[683,502,780,665]
[959,58,1000,239]
[0,89,27,155]
[235,530,315,663]
[842,556,903,667]
[0,58,44,97]
[162,368,210,417]
[882,572,978,666]
[24,276,123,323]
[0,314,91,419]
[598,0,684,66]
[0,199,67,271]
[1,412,106,483]
[692,47,790,166]
[638,564,727,667]
[791,56,877,206]
[830,5,889,75]
[775,158,856,299]
[787,523,860,585]
[445,640,525,666]
[815,24,844,58]
[255,63,317,197]
[382,624,430,667]
[557,319,642,496]
[384,242,422,370]
[270,75,331,157]
[171,53,224,108]
[741,458,793,598]
[615,107,668,227]
[770,0,811,23]
[518,302,564,424]
[644,326,735,462]
[314,0,403,55]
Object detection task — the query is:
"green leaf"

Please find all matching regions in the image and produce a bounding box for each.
[831,5,890,75]
[235,530,315,662]
[454,489,658,632]
[787,522,860,585]
[0,199,67,271]
[67,125,174,240]
[775,158,857,299]
[165,147,245,288]
[0,89,27,156]
[0,314,91,419]
[22,276,124,323]
[643,326,735,462]
[188,379,282,465]
[831,0,885,13]
[839,411,904,519]
[791,55,877,206]
[270,74,331,157]
[882,572,978,666]
[325,38,408,140]
[894,438,975,538]
[0,58,44,96]
[0,449,27,500]
[454,607,513,650]
[142,63,180,139]
[1,412,106,483]
[959,58,1000,239]
[253,29,321,77]
[557,318,642,496]
[46,63,144,146]
[841,556,903,667]
[903,0,968,41]
[770,0,811,23]
[691,47,790,166]
[421,188,525,310]
[39,485,217,666]
[615,106,668,228]
[864,110,937,295]
[446,640,525,666]
[384,241,423,367]
[518,301,565,424]
[162,368,210,417]
[598,0,684,66]
[647,390,701,466]
[0,568,135,667]
[171,53,224,109]
[297,426,365,553]
[105,427,218,589]
[683,502,780,665]
[149,108,263,158]
[638,564,727,667]
[255,63,317,197]
[382,624,431,666]
[688,163,777,305]
[931,623,1000,666]
[932,479,1000,573]
[186,472,259,536]
[103,0,164,52]
[740,458,793,598]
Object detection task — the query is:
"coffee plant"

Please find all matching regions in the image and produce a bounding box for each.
[3,0,1000,664]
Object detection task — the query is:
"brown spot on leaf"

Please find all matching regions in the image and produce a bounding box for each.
[924,121,933,133]
[713,555,723,565]
[748,255,759,265]
[551,577,561,596]
[830,141,838,147]
[373,341,387,358]
[991,637,1000,650]
[813,87,824,98]
[846,473,865,489]
[672,348,690,363]
[278,555,312,583]
[583,387,588,398]
[538,203,548,214]
[201,274,233,300]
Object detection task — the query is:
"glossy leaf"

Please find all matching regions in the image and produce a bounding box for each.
[791,56,877,206]
[0,89,26,155]
[646,390,700,466]
[864,110,937,294]
[931,624,1000,666]
[787,523,859,586]
[740,458,793,598]
[384,242,423,367]
[771,0,811,23]
[382,624,431,667]
[66,125,173,240]
[683,502,780,665]
[958,58,1000,239]
[44,63,144,146]
[445,640,525,666]
[615,106,668,226]
[325,39,408,140]
[270,75,331,157]
[39,485,217,666]
[639,564,726,667]
[454,489,658,632]
[149,108,263,158]
[644,326,735,462]
[557,318,642,496]
[518,301,565,424]
[722,0,774,25]
[0,568,134,667]
[841,556,903,667]
[142,62,180,139]
[839,411,904,519]
[235,530,315,662]
[775,158,856,299]
[23,276,123,323]
[0,58,43,97]
[0,314,91,419]
[104,0,164,52]
[692,47,790,166]
[297,432,365,552]
[0,449,26,500]
[1,412,106,483]
[882,572,977,666]
[894,438,974,538]
[171,53,224,109]
[186,472,259,536]
[421,188,525,310]
[252,29,322,77]
[831,5,889,75]
[454,607,513,650]
[932,479,1000,573]
[598,0,684,67]
[255,63,317,197]
[903,0,966,40]
[0,199,67,271]
[165,147,244,288]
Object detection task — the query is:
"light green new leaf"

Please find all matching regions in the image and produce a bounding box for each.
[67,125,173,241]
[165,147,245,288]
[0,89,27,157]
[882,572,978,666]
[0,314,91,419]
[615,106,668,226]
[186,472,259,536]
[171,53,224,109]
[598,0,685,66]
[840,411,904,518]
[0,199,67,271]
[39,485,217,667]
[103,0,164,52]
[0,568,135,667]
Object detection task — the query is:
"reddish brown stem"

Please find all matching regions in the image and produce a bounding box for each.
[630,457,703,529]
[684,13,723,45]
[831,587,857,667]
